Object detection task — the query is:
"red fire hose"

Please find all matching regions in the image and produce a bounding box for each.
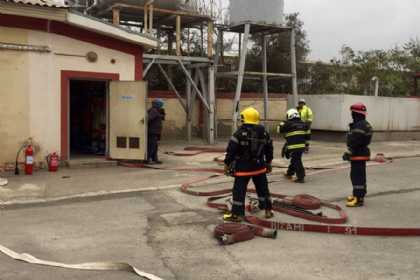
[179,172,420,238]
[119,147,420,240]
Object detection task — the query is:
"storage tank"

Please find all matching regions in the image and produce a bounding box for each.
[229,0,284,26]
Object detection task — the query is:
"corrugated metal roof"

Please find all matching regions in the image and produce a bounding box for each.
[5,0,68,8]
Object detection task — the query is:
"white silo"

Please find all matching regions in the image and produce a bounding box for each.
[229,0,285,26]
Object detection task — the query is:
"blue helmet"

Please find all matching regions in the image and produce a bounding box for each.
[152,98,164,108]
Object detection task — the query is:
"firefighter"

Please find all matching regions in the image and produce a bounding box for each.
[280,108,308,183]
[147,98,166,164]
[297,99,313,152]
[223,107,274,222]
[343,103,373,207]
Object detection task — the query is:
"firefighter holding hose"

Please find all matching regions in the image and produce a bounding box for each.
[343,103,373,207]
[223,107,274,222]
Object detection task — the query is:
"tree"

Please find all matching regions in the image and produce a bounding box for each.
[301,39,420,96]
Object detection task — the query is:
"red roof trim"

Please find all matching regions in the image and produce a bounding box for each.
[0,14,143,56]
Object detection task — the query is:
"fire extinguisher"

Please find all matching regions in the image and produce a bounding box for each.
[47,152,60,172]
[24,145,34,175]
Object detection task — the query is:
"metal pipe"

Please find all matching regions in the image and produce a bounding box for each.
[372,76,379,97]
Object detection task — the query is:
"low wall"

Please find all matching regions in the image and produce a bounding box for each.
[288,94,420,132]
[150,91,288,138]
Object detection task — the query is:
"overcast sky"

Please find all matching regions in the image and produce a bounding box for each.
[285,0,420,61]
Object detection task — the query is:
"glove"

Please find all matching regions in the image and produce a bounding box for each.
[277,122,285,134]
[224,164,233,176]
[266,163,272,174]
[342,152,351,161]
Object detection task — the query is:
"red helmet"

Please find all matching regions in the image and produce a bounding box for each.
[350,102,367,116]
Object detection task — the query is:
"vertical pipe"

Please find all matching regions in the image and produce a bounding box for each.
[262,35,269,123]
[176,15,181,56]
[290,28,299,106]
[186,69,192,142]
[207,21,214,58]
[208,65,216,144]
[112,7,120,26]
[149,4,154,32]
[232,23,250,131]
[144,5,148,33]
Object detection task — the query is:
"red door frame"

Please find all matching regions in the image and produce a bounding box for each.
[61,70,120,160]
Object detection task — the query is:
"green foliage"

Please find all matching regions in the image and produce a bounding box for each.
[301,39,420,96]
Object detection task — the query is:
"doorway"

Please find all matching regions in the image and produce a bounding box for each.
[69,80,108,158]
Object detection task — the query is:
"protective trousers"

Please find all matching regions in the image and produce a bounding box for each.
[231,173,272,217]
[350,161,367,198]
[287,151,305,180]
[147,134,159,162]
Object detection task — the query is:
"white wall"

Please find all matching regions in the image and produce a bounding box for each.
[27,29,136,160]
[0,26,137,165]
[288,94,420,132]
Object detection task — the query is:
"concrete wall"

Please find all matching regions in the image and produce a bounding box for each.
[0,26,137,166]
[146,97,200,139]
[288,94,420,132]
[0,28,30,167]
[217,97,287,136]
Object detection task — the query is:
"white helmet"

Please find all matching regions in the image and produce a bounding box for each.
[287,108,300,120]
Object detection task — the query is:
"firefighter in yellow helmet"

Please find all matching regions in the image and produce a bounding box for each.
[223,107,274,222]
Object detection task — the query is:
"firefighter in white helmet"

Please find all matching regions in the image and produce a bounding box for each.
[279,108,309,183]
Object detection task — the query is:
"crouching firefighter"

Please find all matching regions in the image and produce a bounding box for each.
[342,103,373,207]
[223,107,274,222]
[279,109,309,183]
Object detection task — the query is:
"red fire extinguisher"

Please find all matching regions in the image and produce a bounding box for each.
[47,152,60,172]
[24,145,34,175]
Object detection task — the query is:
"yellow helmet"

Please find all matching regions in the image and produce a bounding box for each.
[240,107,260,125]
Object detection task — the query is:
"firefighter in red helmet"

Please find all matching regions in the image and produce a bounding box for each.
[342,103,373,207]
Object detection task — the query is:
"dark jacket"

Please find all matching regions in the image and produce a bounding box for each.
[224,124,273,173]
[148,107,165,135]
[280,119,309,152]
[347,117,373,160]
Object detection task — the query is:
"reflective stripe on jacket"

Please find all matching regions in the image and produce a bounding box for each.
[280,119,308,151]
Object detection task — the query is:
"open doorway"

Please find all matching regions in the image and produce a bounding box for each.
[70,80,107,158]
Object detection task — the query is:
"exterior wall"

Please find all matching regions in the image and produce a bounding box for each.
[146,95,200,139]
[0,26,138,165]
[288,94,420,132]
[0,28,30,166]
[148,92,288,139]
[217,96,287,137]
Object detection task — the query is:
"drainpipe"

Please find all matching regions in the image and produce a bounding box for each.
[372,76,379,97]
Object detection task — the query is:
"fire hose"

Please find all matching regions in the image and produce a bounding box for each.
[119,148,420,239]
[179,170,420,239]
[0,245,164,280]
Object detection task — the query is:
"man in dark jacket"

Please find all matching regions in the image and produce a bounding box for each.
[147,98,165,164]
[343,103,373,207]
[279,108,309,183]
[223,107,274,222]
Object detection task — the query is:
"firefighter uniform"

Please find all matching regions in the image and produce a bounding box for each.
[297,99,313,151]
[147,99,165,164]
[343,103,373,207]
[280,109,309,183]
[223,107,274,222]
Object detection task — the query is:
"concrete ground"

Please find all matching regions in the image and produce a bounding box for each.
[1,140,420,279]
